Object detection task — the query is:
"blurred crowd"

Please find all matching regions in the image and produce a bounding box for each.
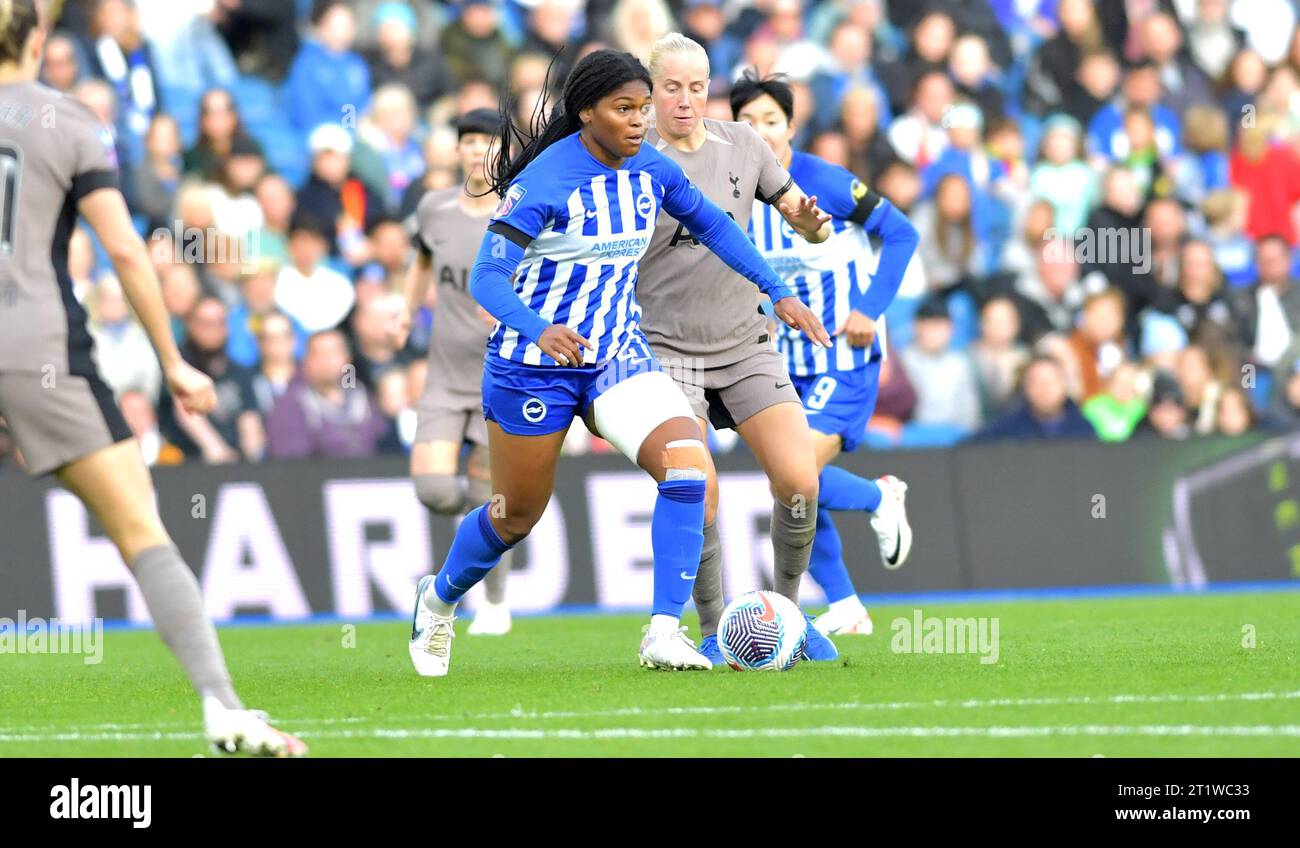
[4,0,1300,468]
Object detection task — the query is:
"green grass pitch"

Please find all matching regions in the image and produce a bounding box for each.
[3,591,1298,757]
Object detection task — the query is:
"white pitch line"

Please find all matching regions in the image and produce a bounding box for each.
[2,725,1299,744]
[3,689,1297,734]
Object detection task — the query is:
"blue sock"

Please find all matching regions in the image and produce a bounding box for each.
[433,505,514,605]
[808,510,857,603]
[651,478,706,618]
[818,465,882,512]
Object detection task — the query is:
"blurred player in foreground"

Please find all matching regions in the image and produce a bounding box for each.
[0,1,303,755]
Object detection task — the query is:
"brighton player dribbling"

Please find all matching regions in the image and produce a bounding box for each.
[407,49,831,676]
[736,73,919,637]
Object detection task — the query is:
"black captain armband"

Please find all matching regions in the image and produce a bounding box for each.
[487,220,532,248]
[757,176,794,206]
[847,178,884,225]
[70,169,119,203]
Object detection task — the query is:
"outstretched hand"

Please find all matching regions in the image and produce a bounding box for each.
[773,297,832,348]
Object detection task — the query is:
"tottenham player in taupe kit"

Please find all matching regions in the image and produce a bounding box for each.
[392,110,515,635]
[0,1,303,754]
[636,33,842,663]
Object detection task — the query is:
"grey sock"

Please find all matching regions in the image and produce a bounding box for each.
[414,473,465,515]
[464,476,510,604]
[692,520,724,637]
[771,497,817,605]
[131,545,241,710]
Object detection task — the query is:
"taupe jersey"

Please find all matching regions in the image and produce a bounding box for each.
[637,118,793,368]
[413,187,493,396]
[0,82,119,374]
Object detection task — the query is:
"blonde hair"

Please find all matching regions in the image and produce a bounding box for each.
[648,32,710,80]
[609,0,673,64]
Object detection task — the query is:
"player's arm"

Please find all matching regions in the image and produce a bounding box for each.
[662,170,831,348]
[769,181,832,244]
[77,188,216,414]
[840,196,918,351]
[472,223,592,366]
[391,244,434,350]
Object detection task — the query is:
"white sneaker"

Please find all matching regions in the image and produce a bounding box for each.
[638,624,712,670]
[871,475,912,570]
[467,601,512,636]
[814,602,874,636]
[203,698,307,757]
[409,574,456,677]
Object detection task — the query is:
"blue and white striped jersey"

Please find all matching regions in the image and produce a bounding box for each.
[749,151,891,377]
[485,132,704,368]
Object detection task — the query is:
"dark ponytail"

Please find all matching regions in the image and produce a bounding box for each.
[487,49,652,197]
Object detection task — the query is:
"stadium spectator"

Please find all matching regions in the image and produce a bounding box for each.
[970,355,1097,442]
[1216,385,1256,436]
[84,0,162,167]
[912,172,987,291]
[1230,122,1300,245]
[969,295,1030,420]
[183,88,261,179]
[1267,354,1300,427]
[1140,12,1216,116]
[1081,361,1147,442]
[1088,61,1181,164]
[252,173,295,268]
[284,0,371,136]
[879,9,954,116]
[1202,190,1256,288]
[1162,240,1236,344]
[519,0,582,81]
[348,289,405,391]
[213,0,300,82]
[133,114,184,233]
[836,86,894,184]
[87,275,163,403]
[295,123,385,264]
[1169,105,1231,208]
[373,368,413,453]
[352,83,424,213]
[159,263,202,344]
[1132,371,1192,440]
[1221,49,1267,143]
[900,295,981,432]
[1066,288,1128,402]
[356,218,409,292]
[1031,113,1097,235]
[948,34,1002,126]
[363,2,450,111]
[265,330,388,459]
[867,342,918,443]
[681,0,742,95]
[1015,240,1085,344]
[888,69,952,168]
[228,267,307,369]
[439,0,513,90]
[274,212,356,333]
[1022,0,1103,117]
[1186,0,1245,83]
[40,31,83,92]
[208,134,267,241]
[120,389,185,467]
[1229,235,1300,371]
[251,312,301,416]
[1175,344,1225,436]
[1067,48,1121,127]
[165,296,265,462]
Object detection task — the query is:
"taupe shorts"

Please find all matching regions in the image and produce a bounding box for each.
[660,344,800,430]
[414,380,488,446]
[0,370,132,476]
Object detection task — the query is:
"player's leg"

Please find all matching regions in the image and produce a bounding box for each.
[732,400,838,660]
[56,440,305,756]
[807,429,874,636]
[410,422,564,676]
[465,440,513,635]
[591,362,711,670]
[410,439,467,515]
[687,415,727,664]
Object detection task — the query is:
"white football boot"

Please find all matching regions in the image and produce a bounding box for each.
[467,601,512,636]
[638,624,712,670]
[871,475,913,570]
[813,598,875,636]
[203,698,308,757]
[409,574,456,677]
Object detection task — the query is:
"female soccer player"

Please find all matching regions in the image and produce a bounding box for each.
[637,34,843,663]
[0,2,303,755]
[394,109,515,635]
[735,73,919,638]
[407,49,831,676]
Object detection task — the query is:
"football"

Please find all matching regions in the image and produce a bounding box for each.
[717,590,808,671]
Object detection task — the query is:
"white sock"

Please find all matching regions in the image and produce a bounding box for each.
[828,595,867,620]
[423,582,457,617]
[649,614,680,636]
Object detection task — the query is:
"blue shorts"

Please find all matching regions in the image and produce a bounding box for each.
[792,357,881,453]
[482,338,661,436]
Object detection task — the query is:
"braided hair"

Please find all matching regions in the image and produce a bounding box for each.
[488,49,652,197]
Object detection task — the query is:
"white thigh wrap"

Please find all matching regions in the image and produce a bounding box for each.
[591,369,696,462]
